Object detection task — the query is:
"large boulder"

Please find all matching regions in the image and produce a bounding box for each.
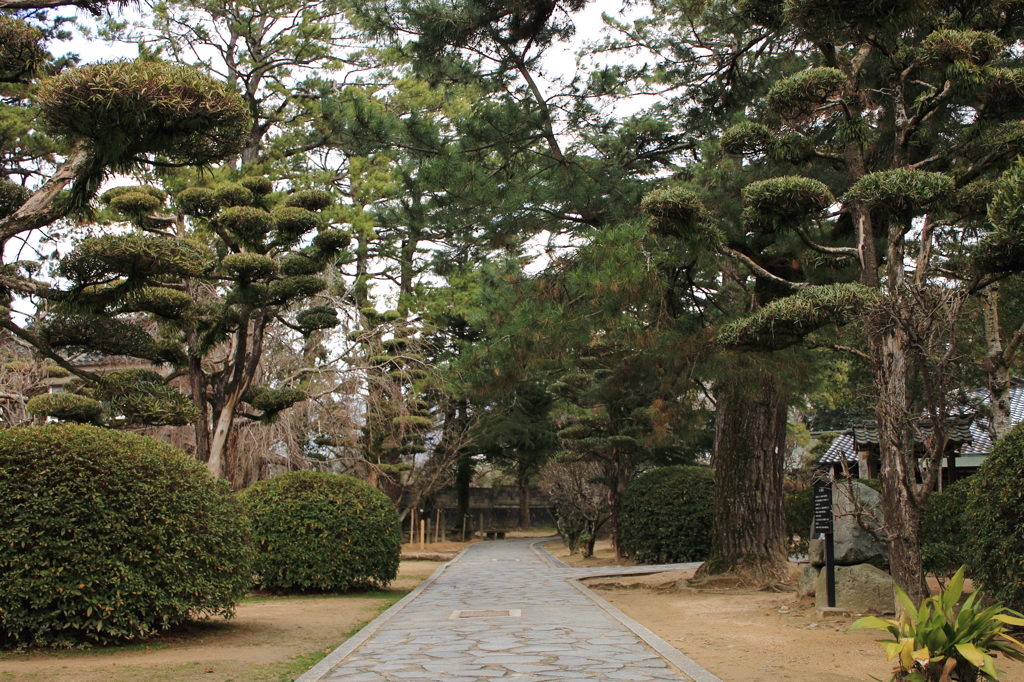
[808,481,889,567]
[797,564,819,598]
[815,563,894,614]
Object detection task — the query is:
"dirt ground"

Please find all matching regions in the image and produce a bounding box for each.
[544,539,638,569]
[0,561,439,682]
[401,539,478,553]
[560,540,1024,682]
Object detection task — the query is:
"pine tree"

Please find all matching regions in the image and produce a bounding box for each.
[18,179,347,477]
[629,0,1024,600]
[474,382,559,528]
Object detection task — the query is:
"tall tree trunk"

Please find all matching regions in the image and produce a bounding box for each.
[605,451,623,558]
[982,284,1016,440]
[696,371,789,584]
[869,218,928,605]
[207,394,240,478]
[870,323,927,603]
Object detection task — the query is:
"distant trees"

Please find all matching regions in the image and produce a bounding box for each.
[474,382,559,528]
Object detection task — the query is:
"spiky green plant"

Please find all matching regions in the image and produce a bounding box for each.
[850,567,1024,681]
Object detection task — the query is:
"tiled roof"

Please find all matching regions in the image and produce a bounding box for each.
[960,384,1024,455]
[851,417,975,447]
[817,384,1024,464]
[819,431,856,464]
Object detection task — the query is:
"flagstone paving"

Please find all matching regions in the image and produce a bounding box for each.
[314,539,716,682]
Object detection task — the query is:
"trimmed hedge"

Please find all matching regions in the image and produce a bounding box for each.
[965,423,1024,611]
[619,466,714,564]
[921,479,971,581]
[238,471,400,592]
[0,425,253,648]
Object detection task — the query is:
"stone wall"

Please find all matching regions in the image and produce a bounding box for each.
[402,486,556,533]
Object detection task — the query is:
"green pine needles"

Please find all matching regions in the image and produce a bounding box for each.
[717,283,880,350]
[37,61,250,172]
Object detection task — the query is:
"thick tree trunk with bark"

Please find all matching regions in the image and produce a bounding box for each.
[869,323,928,603]
[696,372,789,584]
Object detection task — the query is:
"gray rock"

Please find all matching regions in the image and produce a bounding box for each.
[815,563,895,614]
[808,538,824,566]
[808,481,889,567]
[797,564,819,598]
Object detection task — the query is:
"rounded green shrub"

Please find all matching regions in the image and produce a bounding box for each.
[0,16,46,83]
[965,423,1024,611]
[100,185,167,205]
[238,471,401,592]
[25,392,103,423]
[312,229,350,253]
[222,252,279,282]
[921,479,971,582]
[273,206,321,239]
[107,191,162,218]
[266,275,325,304]
[619,465,714,564]
[0,425,253,648]
[295,305,339,334]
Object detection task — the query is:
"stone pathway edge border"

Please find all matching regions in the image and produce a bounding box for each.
[528,540,723,682]
[529,536,571,569]
[293,546,469,682]
[294,538,723,682]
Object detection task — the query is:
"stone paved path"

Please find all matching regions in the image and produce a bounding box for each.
[315,539,707,682]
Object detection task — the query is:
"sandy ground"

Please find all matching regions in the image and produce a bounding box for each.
[0,561,439,682]
[401,539,479,553]
[545,539,638,569]
[581,559,1024,682]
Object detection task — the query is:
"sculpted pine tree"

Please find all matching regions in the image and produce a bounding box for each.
[34,182,347,476]
[637,0,1024,601]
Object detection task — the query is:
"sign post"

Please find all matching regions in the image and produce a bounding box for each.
[813,481,836,608]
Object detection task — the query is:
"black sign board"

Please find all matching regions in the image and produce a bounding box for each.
[813,481,833,536]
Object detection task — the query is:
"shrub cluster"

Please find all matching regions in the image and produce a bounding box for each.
[0,425,253,648]
[239,471,401,592]
[619,466,714,564]
[964,422,1024,612]
[921,479,970,582]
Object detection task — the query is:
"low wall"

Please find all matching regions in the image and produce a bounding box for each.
[402,486,556,533]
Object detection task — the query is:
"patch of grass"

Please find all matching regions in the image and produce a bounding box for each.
[269,592,406,682]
